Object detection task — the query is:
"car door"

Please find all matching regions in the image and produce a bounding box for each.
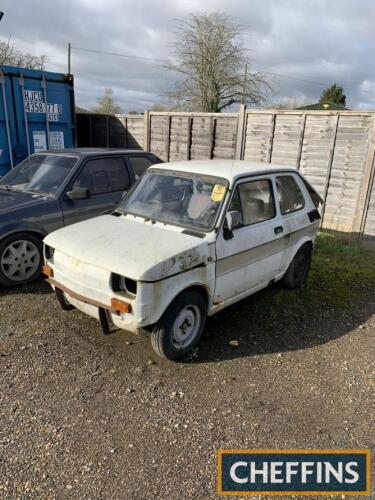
[60,155,131,226]
[274,173,309,272]
[214,175,286,304]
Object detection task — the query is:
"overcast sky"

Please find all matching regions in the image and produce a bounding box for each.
[1,0,375,111]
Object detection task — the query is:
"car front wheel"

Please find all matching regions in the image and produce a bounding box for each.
[151,290,207,360]
[0,233,43,286]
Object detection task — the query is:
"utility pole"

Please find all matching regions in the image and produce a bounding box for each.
[68,42,71,74]
[241,62,248,104]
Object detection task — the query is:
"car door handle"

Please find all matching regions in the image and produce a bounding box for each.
[274,226,284,234]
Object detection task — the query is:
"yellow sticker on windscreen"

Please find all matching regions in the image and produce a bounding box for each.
[211,184,226,202]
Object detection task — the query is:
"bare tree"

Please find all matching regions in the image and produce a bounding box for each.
[0,38,18,65]
[166,13,272,112]
[92,88,122,114]
[0,37,48,69]
[21,52,48,70]
[150,103,171,112]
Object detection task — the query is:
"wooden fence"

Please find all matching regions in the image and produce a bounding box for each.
[76,113,144,150]
[76,107,375,239]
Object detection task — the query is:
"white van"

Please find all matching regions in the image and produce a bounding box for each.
[43,161,323,360]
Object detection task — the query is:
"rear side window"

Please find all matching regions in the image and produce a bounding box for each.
[127,155,155,177]
[276,175,305,215]
[74,157,130,195]
[228,179,276,227]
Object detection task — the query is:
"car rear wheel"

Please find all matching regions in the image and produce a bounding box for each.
[151,290,207,360]
[282,244,312,289]
[0,233,43,286]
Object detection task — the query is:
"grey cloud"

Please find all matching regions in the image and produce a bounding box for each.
[1,0,374,110]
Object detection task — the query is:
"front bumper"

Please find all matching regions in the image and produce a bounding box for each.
[47,275,144,334]
[48,277,127,314]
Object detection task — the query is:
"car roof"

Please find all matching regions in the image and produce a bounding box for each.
[150,160,298,182]
[38,148,147,156]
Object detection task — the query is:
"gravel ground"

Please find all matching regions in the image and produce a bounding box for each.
[0,274,374,499]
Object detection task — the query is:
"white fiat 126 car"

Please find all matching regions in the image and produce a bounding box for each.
[43,161,322,360]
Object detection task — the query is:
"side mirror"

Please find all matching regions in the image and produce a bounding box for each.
[66,187,89,200]
[226,210,241,231]
[223,210,241,240]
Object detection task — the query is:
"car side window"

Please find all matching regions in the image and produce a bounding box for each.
[276,175,305,215]
[127,155,155,177]
[73,157,130,195]
[228,179,275,228]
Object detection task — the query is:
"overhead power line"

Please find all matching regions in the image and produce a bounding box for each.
[69,45,375,99]
[71,45,169,64]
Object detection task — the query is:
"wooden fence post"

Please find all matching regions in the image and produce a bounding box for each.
[186,116,192,160]
[353,113,375,235]
[235,104,247,159]
[143,110,150,151]
[296,113,307,170]
[165,115,171,161]
[320,113,340,228]
[267,113,276,163]
[360,151,375,236]
[210,117,217,159]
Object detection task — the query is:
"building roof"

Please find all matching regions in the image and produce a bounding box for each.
[295,101,348,110]
[151,160,296,183]
[75,105,90,114]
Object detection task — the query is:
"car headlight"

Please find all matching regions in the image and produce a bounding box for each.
[44,244,55,261]
[111,273,137,296]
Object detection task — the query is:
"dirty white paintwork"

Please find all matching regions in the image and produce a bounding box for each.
[44,161,320,334]
[45,215,214,282]
[148,160,299,183]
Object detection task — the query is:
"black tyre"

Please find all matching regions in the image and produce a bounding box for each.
[151,290,207,360]
[282,244,312,289]
[0,233,43,286]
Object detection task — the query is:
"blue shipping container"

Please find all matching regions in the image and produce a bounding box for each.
[0,65,76,176]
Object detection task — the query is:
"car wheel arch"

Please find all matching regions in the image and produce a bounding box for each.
[283,239,314,279]
[145,283,210,331]
[0,229,45,246]
[288,239,313,264]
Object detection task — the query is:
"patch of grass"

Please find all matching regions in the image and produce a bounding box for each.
[254,232,375,318]
[311,231,375,304]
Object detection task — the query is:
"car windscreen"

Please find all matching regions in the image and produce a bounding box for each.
[0,154,79,196]
[119,170,229,232]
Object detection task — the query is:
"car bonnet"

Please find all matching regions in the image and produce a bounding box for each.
[0,189,50,215]
[44,215,213,282]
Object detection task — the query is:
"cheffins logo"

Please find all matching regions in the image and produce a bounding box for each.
[217,449,371,496]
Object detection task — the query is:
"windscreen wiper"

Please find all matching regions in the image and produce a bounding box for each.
[27,188,47,196]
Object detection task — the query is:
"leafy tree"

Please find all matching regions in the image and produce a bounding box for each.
[320,84,346,106]
[166,13,271,112]
[0,38,47,69]
[92,88,122,114]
